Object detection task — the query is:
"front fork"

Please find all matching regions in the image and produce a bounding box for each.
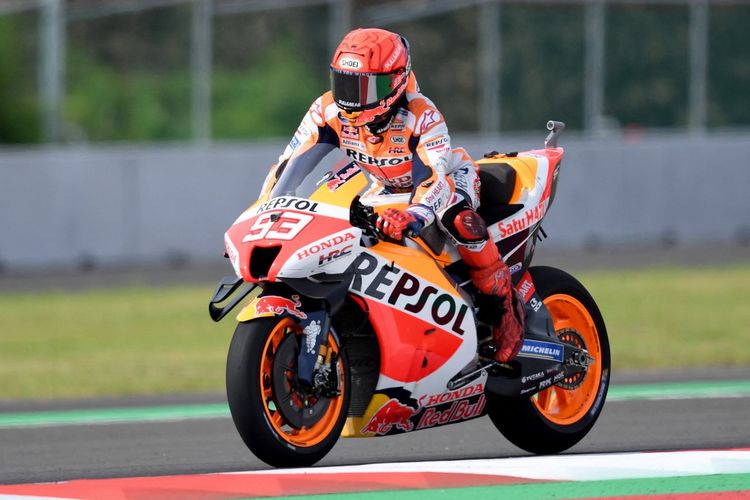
[296,310,332,387]
[209,276,343,392]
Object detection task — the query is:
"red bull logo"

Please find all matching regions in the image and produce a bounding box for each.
[253,295,307,320]
[361,399,417,435]
[326,164,360,192]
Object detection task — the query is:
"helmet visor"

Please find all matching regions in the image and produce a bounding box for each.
[330,69,400,112]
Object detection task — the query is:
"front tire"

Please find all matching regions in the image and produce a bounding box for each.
[488,266,611,454]
[226,317,350,467]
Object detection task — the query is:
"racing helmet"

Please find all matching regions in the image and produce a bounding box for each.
[330,28,415,130]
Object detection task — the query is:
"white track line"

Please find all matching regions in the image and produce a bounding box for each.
[223,449,750,482]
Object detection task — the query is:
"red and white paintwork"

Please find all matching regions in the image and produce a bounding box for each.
[2,449,748,499]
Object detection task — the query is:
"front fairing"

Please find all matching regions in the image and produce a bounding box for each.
[225,197,364,283]
[225,155,369,284]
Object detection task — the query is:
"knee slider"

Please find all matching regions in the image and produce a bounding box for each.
[453,209,488,243]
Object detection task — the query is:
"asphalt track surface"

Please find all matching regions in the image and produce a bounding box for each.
[2,369,750,485]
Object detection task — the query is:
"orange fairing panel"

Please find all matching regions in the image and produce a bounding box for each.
[370,241,460,297]
[363,298,463,383]
[476,155,537,204]
[476,148,563,205]
[348,249,474,387]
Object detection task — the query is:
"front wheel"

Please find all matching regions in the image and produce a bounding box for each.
[488,266,611,454]
[226,317,350,467]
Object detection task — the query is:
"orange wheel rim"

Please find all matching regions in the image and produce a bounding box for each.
[532,294,602,426]
[259,319,346,447]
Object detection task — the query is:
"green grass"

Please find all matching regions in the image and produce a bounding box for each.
[0,286,235,399]
[0,265,748,400]
[583,265,750,369]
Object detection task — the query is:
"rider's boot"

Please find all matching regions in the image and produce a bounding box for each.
[456,230,525,363]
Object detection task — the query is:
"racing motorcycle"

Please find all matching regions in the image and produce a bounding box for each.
[209,121,610,467]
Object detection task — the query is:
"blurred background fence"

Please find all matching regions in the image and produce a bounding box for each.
[2,0,750,143]
[0,0,749,271]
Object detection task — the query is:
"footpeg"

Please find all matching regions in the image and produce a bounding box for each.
[479,342,497,359]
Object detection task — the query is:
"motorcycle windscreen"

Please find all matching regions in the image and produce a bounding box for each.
[271,144,349,198]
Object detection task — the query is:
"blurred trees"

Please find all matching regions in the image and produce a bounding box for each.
[0,15,40,144]
[0,2,748,144]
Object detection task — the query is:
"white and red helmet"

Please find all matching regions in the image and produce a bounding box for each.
[330,28,415,128]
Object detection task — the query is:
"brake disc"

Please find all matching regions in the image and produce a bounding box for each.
[271,332,331,429]
[556,328,589,390]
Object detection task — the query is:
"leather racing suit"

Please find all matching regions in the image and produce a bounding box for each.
[260,89,525,363]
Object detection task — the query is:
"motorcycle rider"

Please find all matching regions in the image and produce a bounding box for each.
[260,28,524,362]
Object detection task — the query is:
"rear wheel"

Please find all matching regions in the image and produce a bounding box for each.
[226,317,350,467]
[488,266,610,454]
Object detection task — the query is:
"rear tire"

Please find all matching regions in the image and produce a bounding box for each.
[488,266,610,454]
[226,317,350,467]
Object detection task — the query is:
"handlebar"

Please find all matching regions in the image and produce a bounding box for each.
[349,196,422,242]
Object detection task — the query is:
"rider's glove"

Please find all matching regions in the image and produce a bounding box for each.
[377,205,433,240]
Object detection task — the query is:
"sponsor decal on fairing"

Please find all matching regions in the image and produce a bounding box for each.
[497,199,548,238]
[363,378,487,435]
[416,395,485,430]
[349,252,470,337]
[516,273,536,302]
[253,294,307,320]
[242,211,314,243]
[521,371,546,384]
[518,339,564,362]
[224,233,240,277]
[361,399,417,435]
[254,196,320,215]
[419,379,485,407]
[325,164,360,191]
[529,296,543,312]
[508,262,523,275]
[295,230,358,261]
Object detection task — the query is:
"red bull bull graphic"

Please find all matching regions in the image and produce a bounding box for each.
[253,295,307,320]
[361,399,417,435]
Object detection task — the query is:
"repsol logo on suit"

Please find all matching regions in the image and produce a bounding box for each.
[345,149,411,167]
[349,253,469,336]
